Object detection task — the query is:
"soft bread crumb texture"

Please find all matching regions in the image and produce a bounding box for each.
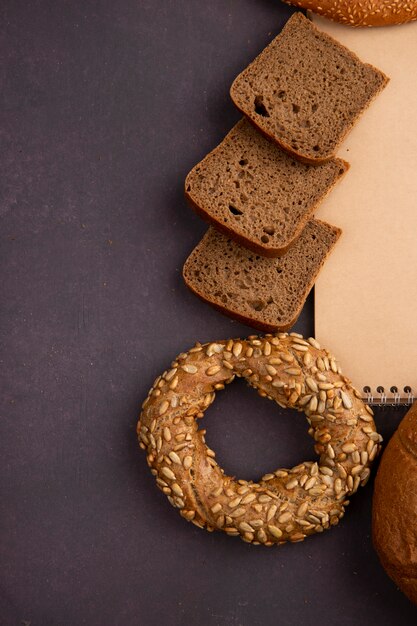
[230,13,388,162]
[185,119,348,256]
[183,220,340,331]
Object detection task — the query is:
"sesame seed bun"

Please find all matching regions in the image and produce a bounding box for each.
[282,1,417,27]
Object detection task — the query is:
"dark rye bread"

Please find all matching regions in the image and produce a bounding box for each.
[183,220,341,331]
[185,119,348,257]
[230,12,389,163]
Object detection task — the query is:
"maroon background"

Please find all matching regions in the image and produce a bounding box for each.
[1,1,415,624]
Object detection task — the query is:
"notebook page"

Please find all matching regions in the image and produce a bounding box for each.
[311,15,417,395]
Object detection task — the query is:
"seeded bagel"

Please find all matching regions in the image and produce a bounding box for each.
[282,1,417,27]
[138,332,381,546]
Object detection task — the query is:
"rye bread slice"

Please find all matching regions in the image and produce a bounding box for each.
[230,12,389,163]
[183,219,341,332]
[185,119,348,257]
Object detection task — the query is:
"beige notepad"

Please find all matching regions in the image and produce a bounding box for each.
[311,15,417,400]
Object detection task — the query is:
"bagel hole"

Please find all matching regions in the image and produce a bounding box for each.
[202,378,314,482]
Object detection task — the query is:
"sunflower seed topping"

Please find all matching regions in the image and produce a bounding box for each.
[239,522,254,533]
[341,391,353,409]
[297,502,309,517]
[232,342,243,357]
[306,377,319,392]
[183,456,192,470]
[171,483,184,497]
[165,368,177,381]
[241,493,256,504]
[168,451,181,465]
[285,478,298,490]
[206,343,223,357]
[161,467,176,481]
[267,504,278,521]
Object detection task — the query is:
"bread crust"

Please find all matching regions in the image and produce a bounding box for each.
[229,13,389,163]
[182,220,342,332]
[138,333,381,546]
[184,132,349,256]
[372,402,417,605]
[282,1,417,27]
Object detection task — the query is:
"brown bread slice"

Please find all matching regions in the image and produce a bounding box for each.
[185,119,348,257]
[230,12,389,163]
[183,220,341,331]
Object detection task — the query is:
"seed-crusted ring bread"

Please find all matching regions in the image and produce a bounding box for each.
[282,1,417,27]
[138,332,381,546]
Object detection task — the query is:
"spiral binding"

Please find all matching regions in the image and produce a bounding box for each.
[363,386,414,406]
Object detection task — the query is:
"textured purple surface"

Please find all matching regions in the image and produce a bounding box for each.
[1,1,416,624]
